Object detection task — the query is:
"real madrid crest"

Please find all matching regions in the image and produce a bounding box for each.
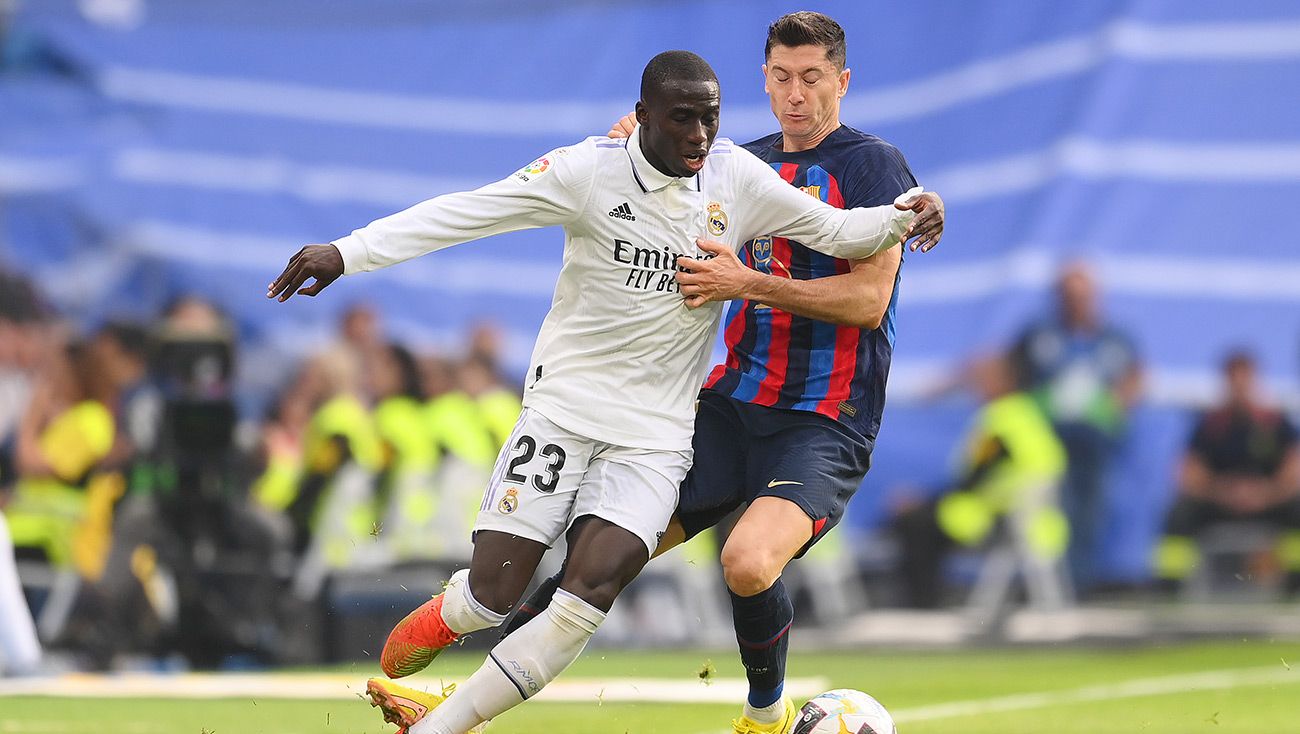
[706,202,728,236]
[498,488,519,515]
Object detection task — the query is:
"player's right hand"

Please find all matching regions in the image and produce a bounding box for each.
[607,112,637,139]
[266,244,344,301]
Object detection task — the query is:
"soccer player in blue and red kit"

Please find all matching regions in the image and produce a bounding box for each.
[669,13,938,732]
[505,12,944,733]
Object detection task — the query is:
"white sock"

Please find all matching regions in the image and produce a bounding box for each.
[412,589,606,734]
[743,697,786,724]
[439,569,506,635]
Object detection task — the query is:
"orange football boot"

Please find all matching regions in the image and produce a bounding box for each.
[380,593,461,679]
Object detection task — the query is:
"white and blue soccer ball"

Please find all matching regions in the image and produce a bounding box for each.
[791,688,897,734]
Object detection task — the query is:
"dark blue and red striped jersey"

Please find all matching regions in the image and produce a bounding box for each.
[702,124,917,441]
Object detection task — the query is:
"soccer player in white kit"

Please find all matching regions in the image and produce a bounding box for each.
[267,51,943,734]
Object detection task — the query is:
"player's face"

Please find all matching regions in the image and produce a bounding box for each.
[1226,361,1256,403]
[763,44,850,149]
[636,79,721,177]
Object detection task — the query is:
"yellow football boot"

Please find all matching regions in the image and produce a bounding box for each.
[366,677,453,733]
[732,696,799,734]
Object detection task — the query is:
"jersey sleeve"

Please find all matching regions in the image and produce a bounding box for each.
[844,142,919,209]
[730,146,917,260]
[333,142,597,274]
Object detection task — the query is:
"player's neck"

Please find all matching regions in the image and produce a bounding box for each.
[638,133,682,179]
[782,120,840,153]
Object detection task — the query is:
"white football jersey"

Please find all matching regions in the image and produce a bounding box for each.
[332,128,918,451]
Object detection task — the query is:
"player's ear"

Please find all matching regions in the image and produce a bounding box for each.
[838,67,850,98]
[761,63,770,94]
[634,100,648,125]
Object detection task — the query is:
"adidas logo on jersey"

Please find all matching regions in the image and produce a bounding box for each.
[608,202,636,221]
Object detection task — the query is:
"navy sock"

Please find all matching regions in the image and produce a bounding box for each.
[729,579,793,709]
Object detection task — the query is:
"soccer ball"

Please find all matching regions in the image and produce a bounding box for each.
[791,689,897,734]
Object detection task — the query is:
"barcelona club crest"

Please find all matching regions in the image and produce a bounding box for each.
[751,236,773,270]
[498,488,519,515]
[706,202,729,236]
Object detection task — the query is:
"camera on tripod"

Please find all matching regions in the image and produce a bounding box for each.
[152,330,237,459]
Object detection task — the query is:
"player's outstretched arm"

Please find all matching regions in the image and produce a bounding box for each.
[267,143,597,302]
[676,239,899,326]
[266,244,344,302]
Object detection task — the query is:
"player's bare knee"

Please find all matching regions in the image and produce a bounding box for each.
[721,547,780,597]
[467,558,535,614]
[465,569,518,615]
[561,550,646,612]
[560,573,624,612]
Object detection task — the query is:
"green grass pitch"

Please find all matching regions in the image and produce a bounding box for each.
[3,640,1297,733]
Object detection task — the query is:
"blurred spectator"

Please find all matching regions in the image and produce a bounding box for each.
[368,343,429,506]
[423,356,496,469]
[8,338,118,571]
[458,352,522,450]
[0,269,46,676]
[320,303,385,380]
[87,322,151,468]
[1010,262,1141,591]
[1153,351,1300,594]
[466,321,510,383]
[1,270,51,461]
[250,380,313,534]
[368,343,438,559]
[281,350,381,565]
[892,356,1067,608]
[161,295,227,336]
[342,303,383,354]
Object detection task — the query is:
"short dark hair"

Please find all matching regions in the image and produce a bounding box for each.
[640,50,718,103]
[1223,348,1255,373]
[99,320,150,360]
[765,11,847,70]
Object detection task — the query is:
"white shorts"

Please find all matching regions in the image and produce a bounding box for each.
[474,408,692,556]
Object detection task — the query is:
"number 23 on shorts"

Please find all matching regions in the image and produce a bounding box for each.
[502,434,568,494]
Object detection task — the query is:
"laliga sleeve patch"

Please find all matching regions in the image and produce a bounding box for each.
[513,148,566,183]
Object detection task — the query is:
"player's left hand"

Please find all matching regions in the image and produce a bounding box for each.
[676,238,756,308]
[897,191,945,253]
[607,112,637,139]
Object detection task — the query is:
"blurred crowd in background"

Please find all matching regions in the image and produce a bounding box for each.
[0,262,527,671]
[3,255,1297,674]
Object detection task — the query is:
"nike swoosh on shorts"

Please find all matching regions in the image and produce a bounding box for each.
[766,479,804,488]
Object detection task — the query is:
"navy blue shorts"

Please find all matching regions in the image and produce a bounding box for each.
[677,389,874,558]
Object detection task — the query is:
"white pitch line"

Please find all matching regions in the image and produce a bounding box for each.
[694,665,1297,733]
[892,665,1296,723]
